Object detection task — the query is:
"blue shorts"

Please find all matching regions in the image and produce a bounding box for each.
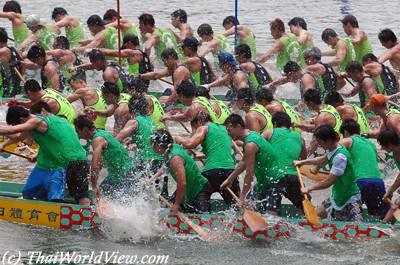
[22,166,66,201]
[356,178,389,216]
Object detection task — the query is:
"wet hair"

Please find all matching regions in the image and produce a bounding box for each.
[224,113,245,128]
[304,47,322,61]
[191,111,212,127]
[30,100,52,114]
[324,91,344,106]
[314,125,337,142]
[171,9,187,23]
[138,13,155,27]
[54,35,70,49]
[196,86,210,99]
[74,114,96,131]
[236,87,255,105]
[150,129,173,150]
[88,49,105,63]
[68,74,86,84]
[272,112,291,128]
[176,81,196,98]
[303,89,322,104]
[197,23,213,36]
[103,9,119,21]
[256,88,274,103]
[223,16,239,26]
[321,28,337,42]
[161,48,178,60]
[341,14,359,28]
[346,61,363,73]
[6,106,29,125]
[101,81,120,96]
[340,119,360,135]
[24,79,42,93]
[127,75,148,94]
[3,1,21,13]
[362,53,378,63]
[288,17,307,30]
[235,44,252,59]
[128,95,148,116]
[378,29,397,43]
[51,7,68,20]
[27,45,46,62]
[283,61,301,75]
[0,27,8,44]
[377,128,400,147]
[123,35,140,47]
[87,15,104,27]
[270,18,285,32]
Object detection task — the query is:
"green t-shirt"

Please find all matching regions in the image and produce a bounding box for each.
[276,33,302,71]
[349,136,381,180]
[65,19,85,49]
[167,144,208,203]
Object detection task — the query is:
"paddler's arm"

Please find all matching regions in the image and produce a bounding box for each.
[174,125,207,149]
[351,31,366,46]
[75,32,106,51]
[71,62,94,72]
[300,136,308,159]
[90,104,117,117]
[256,39,283,64]
[294,120,315,132]
[54,16,73,30]
[220,160,246,189]
[0,131,31,150]
[19,33,39,52]
[144,34,159,56]
[90,137,107,198]
[383,172,400,202]
[302,173,336,193]
[204,74,230,90]
[67,89,83,103]
[169,155,187,213]
[245,113,262,133]
[341,84,360,98]
[239,143,257,203]
[321,49,336,57]
[0,118,40,135]
[294,155,328,168]
[197,40,218,57]
[297,31,309,45]
[326,41,346,66]
[115,119,138,142]
[378,49,393,64]
[139,67,169,80]
[44,61,62,91]
[160,104,196,123]
[262,76,288,90]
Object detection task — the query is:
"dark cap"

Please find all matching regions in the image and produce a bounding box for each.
[180,36,199,48]
[218,52,238,66]
[87,15,105,27]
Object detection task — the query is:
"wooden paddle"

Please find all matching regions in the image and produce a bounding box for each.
[299,165,329,182]
[226,187,268,232]
[296,166,321,226]
[0,149,33,161]
[159,195,215,241]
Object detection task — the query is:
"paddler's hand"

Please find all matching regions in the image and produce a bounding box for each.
[293,160,303,167]
[159,114,171,122]
[174,135,184,144]
[93,186,102,199]
[301,186,310,194]
[201,84,210,91]
[171,203,179,213]
[220,179,232,190]
[28,154,37,163]
[383,192,393,204]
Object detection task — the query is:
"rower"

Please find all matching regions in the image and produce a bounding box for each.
[151,129,212,213]
[138,13,182,61]
[321,28,355,72]
[294,125,362,221]
[67,75,108,130]
[222,16,257,60]
[236,87,272,133]
[19,14,58,51]
[284,61,321,98]
[1,103,89,205]
[0,27,23,97]
[180,36,215,86]
[116,96,166,195]
[51,7,85,49]
[235,44,272,90]
[170,9,193,43]
[160,81,218,124]
[24,79,77,125]
[174,111,239,205]
[257,18,302,71]
[340,119,389,218]
[378,29,400,79]
[26,45,63,91]
[196,86,231,124]
[255,88,301,129]
[324,91,369,134]
[89,81,131,135]
[220,114,288,215]
[377,129,400,223]
[103,9,140,40]
[0,0,29,48]
[343,61,378,107]
[197,23,232,63]
[74,115,135,199]
[288,17,314,63]
[341,15,373,63]
[362,53,399,96]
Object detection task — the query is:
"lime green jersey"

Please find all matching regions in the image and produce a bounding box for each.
[65,19,85,49]
[12,23,29,48]
[238,30,257,60]
[86,89,108,129]
[249,103,273,132]
[38,26,58,51]
[148,95,165,128]
[193,96,218,123]
[321,105,343,136]
[276,33,302,71]
[42,89,77,125]
[337,37,355,72]
[354,38,373,63]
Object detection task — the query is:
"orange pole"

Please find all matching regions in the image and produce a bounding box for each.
[116,0,122,65]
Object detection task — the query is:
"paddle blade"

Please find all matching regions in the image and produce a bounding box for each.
[178,213,215,241]
[394,209,400,221]
[302,198,321,226]
[300,165,328,182]
[243,209,268,232]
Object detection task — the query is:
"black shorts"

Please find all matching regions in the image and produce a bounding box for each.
[202,168,239,205]
[170,181,213,213]
[248,174,304,214]
[66,160,90,202]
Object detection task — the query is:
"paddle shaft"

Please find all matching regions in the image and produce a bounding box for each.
[13,67,25,84]
[1,149,32,160]
[296,166,308,200]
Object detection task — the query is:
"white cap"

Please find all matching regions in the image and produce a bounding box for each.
[26,15,46,28]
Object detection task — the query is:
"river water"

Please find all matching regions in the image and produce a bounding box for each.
[1,0,400,264]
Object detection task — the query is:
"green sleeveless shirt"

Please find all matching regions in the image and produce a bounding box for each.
[337,37,355,72]
[193,96,218,123]
[351,104,369,134]
[65,19,85,49]
[277,33,302,71]
[42,89,77,125]
[249,103,273,132]
[213,99,231,124]
[148,95,165,128]
[321,105,343,135]
[86,89,108,129]
[349,135,381,180]
[12,23,29,48]
[354,38,373,63]
[238,30,257,60]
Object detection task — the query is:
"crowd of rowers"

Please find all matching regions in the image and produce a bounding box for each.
[1,1,400,223]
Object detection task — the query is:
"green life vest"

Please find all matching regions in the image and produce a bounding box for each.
[351,104,369,134]
[299,40,314,68]
[374,64,399,96]
[354,38,373,63]
[249,103,273,132]
[93,129,133,183]
[276,33,302,71]
[192,96,218,123]
[248,61,272,89]
[131,115,164,162]
[42,89,77,125]
[244,131,283,192]
[349,136,381,180]
[32,115,86,170]
[154,28,181,60]
[86,89,108,129]
[237,30,257,60]
[320,105,342,135]
[65,19,85,49]
[337,37,355,72]
[269,128,302,175]
[328,145,360,207]
[118,93,131,105]
[12,23,29,48]
[167,144,208,204]
[148,95,165,128]
[386,108,400,118]
[38,26,58,51]
[201,123,235,172]
[213,99,231,124]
